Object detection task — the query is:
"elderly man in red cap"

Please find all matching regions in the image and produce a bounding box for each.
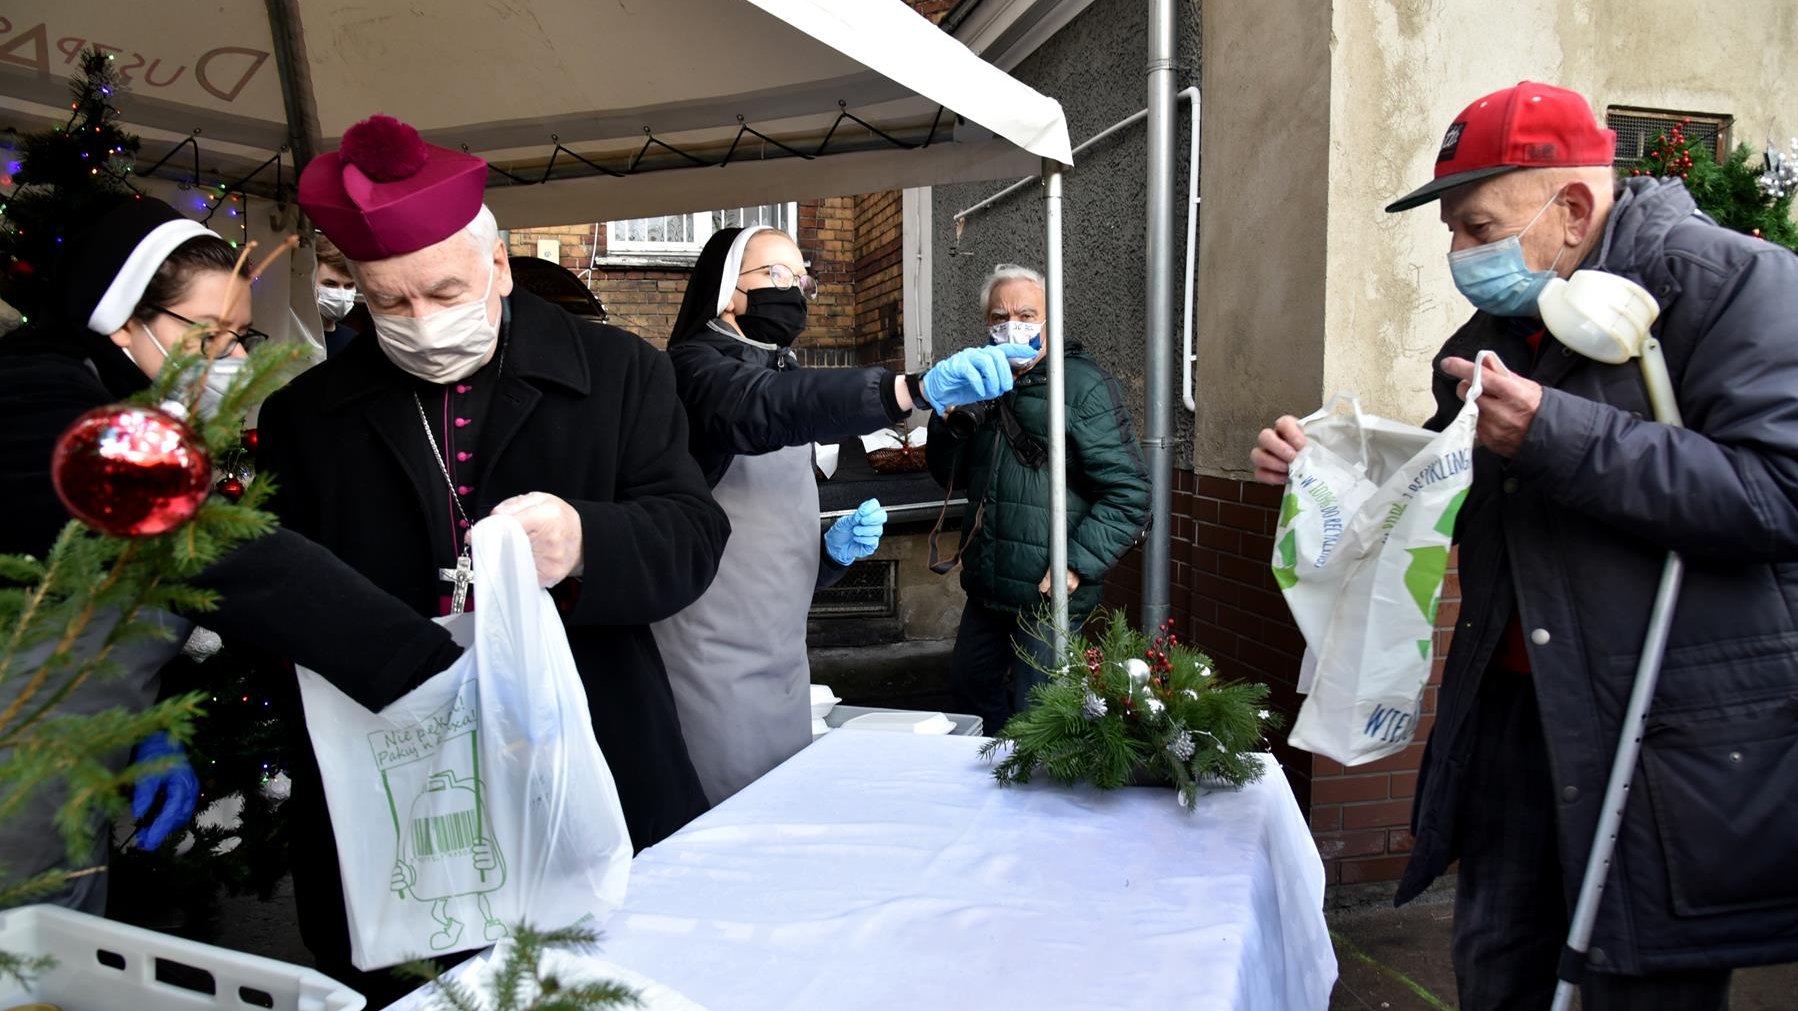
[1253,83,1798,1008]
[257,115,728,997]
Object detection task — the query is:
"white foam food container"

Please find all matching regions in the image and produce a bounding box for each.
[809,684,841,720]
[839,711,956,735]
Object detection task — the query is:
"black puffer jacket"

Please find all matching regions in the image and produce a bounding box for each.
[1398,178,1798,974]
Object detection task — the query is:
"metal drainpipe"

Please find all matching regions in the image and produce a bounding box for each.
[1141,0,1177,634]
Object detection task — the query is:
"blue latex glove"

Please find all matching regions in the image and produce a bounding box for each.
[824,498,887,566]
[920,344,1039,412]
[130,732,199,851]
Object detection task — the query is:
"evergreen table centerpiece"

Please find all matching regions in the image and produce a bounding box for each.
[981,611,1282,808]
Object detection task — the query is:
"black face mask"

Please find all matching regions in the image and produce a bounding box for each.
[737,287,808,347]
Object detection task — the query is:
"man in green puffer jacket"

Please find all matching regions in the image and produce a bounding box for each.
[927,263,1150,735]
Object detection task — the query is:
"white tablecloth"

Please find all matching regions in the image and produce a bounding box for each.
[591,731,1335,1010]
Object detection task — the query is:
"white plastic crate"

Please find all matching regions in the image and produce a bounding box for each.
[0,904,363,1011]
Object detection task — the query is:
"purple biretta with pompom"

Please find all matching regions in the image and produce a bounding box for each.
[298,115,488,262]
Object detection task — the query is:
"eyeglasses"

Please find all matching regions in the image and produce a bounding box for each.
[738,263,818,302]
[150,306,270,358]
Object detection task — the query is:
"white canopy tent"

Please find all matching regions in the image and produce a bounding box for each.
[0,0,1083,641]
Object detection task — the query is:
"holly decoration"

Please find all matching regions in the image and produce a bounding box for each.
[0,48,142,327]
[981,611,1281,808]
[1625,119,1798,252]
[51,404,212,537]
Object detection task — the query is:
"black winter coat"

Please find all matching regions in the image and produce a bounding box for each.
[1398,179,1798,974]
[0,328,461,707]
[257,291,729,849]
[666,324,905,586]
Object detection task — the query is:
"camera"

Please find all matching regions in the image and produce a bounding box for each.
[945,400,995,439]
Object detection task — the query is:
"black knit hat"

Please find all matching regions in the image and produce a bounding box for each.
[55,196,218,335]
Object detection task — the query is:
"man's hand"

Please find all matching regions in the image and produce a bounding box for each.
[1441,356,1542,458]
[1250,416,1307,485]
[491,492,583,587]
[1039,568,1081,595]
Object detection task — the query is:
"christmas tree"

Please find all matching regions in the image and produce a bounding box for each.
[0,47,141,330]
[1628,120,1798,252]
[0,252,302,981]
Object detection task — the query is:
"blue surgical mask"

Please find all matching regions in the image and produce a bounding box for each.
[1447,190,1568,317]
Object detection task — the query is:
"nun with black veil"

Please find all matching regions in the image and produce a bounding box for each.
[655,223,1034,804]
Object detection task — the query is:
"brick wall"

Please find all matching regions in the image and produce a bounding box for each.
[1104,470,1457,890]
[801,196,860,352]
[508,195,877,352]
[853,190,905,370]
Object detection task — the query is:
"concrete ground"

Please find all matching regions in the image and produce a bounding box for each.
[1327,888,1798,1010]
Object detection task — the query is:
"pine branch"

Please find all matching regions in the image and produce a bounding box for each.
[401,923,640,1010]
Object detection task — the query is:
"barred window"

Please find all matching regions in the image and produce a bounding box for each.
[1607,107,1732,168]
[608,203,799,254]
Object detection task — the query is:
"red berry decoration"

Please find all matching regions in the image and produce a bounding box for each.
[217,477,246,502]
[241,427,259,454]
[52,404,211,537]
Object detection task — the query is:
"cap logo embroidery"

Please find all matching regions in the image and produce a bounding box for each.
[1524,142,1559,161]
[1438,122,1466,162]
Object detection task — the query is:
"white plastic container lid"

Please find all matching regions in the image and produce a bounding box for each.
[840,711,956,735]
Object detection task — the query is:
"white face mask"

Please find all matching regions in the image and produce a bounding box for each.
[139,323,245,421]
[317,286,357,323]
[988,320,1043,349]
[370,258,499,384]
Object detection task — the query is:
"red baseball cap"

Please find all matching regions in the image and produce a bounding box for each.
[1385,82,1616,213]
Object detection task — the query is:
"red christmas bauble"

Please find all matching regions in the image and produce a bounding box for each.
[241,427,259,454]
[217,477,246,502]
[52,405,211,537]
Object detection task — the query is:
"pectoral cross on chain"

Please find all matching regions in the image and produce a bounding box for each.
[439,548,474,615]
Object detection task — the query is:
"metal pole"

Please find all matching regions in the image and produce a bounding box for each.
[263,0,322,171]
[1141,0,1178,634]
[1044,160,1069,656]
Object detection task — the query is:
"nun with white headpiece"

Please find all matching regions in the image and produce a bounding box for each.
[0,195,463,909]
[656,223,1035,803]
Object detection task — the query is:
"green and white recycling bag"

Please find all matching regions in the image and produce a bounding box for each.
[297,515,631,970]
[1273,351,1494,766]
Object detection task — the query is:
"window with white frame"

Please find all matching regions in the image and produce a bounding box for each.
[607,203,799,255]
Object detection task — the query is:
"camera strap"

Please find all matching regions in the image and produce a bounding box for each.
[928,428,1002,576]
[996,396,1048,471]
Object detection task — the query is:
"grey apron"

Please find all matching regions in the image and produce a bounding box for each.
[0,609,186,912]
[653,444,819,805]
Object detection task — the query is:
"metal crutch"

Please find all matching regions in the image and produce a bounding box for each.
[1542,274,1682,1011]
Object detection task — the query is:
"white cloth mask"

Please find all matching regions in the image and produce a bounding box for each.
[139,323,245,421]
[317,286,357,323]
[370,259,499,383]
[988,320,1043,348]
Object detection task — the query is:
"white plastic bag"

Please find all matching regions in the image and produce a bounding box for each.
[1273,352,1494,766]
[297,515,631,970]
